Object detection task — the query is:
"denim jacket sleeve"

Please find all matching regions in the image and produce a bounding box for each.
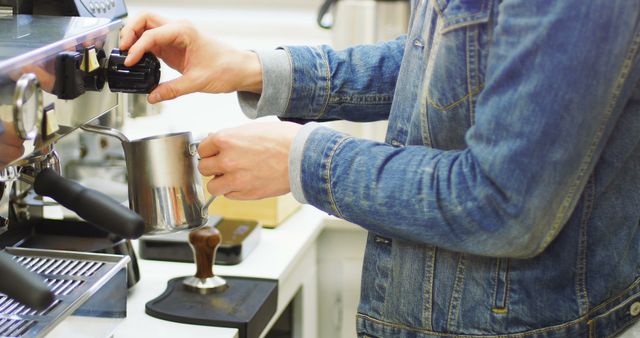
[299,1,640,258]
[278,36,406,122]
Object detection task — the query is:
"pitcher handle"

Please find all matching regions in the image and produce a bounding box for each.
[201,195,216,218]
[189,140,216,217]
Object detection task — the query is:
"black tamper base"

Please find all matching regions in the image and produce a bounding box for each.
[145,276,278,338]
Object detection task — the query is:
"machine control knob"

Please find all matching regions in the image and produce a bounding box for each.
[106,48,160,94]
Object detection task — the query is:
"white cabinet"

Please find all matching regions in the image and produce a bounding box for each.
[317,218,368,338]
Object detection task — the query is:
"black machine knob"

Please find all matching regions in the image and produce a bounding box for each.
[106,48,161,94]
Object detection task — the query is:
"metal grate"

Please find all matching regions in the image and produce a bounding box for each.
[0,254,109,337]
[0,318,36,338]
[13,256,104,277]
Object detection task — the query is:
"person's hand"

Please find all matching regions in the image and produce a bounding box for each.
[197,121,302,200]
[0,122,25,169]
[120,13,263,103]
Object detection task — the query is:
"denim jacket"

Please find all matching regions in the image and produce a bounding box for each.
[239,0,640,336]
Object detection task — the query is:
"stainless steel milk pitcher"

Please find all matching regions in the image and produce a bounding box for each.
[81,124,214,235]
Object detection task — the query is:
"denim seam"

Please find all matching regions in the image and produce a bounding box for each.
[325,136,353,219]
[427,84,483,112]
[466,24,480,125]
[491,258,500,312]
[357,312,585,337]
[442,17,490,35]
[491,258,510,313]
[576,174,595,315]
[327,95,394,105]
[447,253,467,332]
[357,270,640,337]
[282,47,293,116]
[315,47,331,120]
[466,25,474,125]
[432,0,444,17]
[542,29,640,249]
[504,259,511,311]
[421,246,437,330]
[440,0,490,34]
[433,0,487,22]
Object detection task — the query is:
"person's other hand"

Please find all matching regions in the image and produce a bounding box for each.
[0,122,25,169]
[120,13,262,104]
[197,121,302,200]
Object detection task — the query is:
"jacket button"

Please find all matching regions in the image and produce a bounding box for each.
[630,302,640,316]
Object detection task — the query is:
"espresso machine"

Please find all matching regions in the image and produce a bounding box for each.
[0,1,164,336]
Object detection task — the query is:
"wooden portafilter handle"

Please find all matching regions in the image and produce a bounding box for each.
[182,226,228,294]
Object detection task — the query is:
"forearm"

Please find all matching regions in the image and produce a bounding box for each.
[292,0,640,258]
[238,36,406,121]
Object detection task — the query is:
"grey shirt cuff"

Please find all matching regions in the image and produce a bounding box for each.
[237,49,292,118]
[289,122,321,204]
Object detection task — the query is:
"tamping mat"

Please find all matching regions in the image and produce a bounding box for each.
[146,276,278,338]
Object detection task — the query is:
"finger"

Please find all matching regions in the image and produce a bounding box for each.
[120,13,168,51]
[0,143,25,164]
[124,25,179,66]
[2,122,25,147]
[206,174,236,197]
[147,76,196,103]
[198,134,222,158]
[197,155,224,177]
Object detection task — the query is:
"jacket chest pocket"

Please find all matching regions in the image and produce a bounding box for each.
[424,0,493,149]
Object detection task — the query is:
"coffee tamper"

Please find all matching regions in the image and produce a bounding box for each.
[146,224,278,337]
[182,226,228,294]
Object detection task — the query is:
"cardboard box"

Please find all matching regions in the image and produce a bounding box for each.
[207,193,300,228]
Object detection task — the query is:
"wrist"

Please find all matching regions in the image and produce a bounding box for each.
[235,51,263,94]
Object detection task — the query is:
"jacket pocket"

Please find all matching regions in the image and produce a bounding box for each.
[427,0,492,112]
[423,0,493,149]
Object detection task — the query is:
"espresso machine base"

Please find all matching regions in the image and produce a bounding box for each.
[0,247,129,338]
[146,276,277,338]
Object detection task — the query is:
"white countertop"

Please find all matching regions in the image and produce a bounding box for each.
[113,205,326,338]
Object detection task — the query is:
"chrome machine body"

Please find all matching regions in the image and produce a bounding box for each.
[0,2,160,336]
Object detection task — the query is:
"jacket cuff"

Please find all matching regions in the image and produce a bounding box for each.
[279,46,330,119]
[289,122,322,204]
[297,126,352,216]
[237,49,292,118]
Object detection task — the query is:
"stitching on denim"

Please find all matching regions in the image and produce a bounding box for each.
[440,0,490,34]
[427,84,483,112]
[357,312,585,337]
[421,12,442,147]
[313,47,331,120]
[491,258,500,311]
[447,253,466,332]
[422,246,437,330]
[542,29,640,250]
[325,136,353,219]
[432,0,444,17]
[442,17,490,35]
[576,174,595,315]
[504,259,511,311]
[357,275,640,337]
[328,95,394,105]
[491,258,509,313]
[282,47,293,116]
[588,319,595,338]
[466,25,474,125]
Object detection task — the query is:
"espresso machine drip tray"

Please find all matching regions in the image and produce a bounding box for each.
[0,247,129,338]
